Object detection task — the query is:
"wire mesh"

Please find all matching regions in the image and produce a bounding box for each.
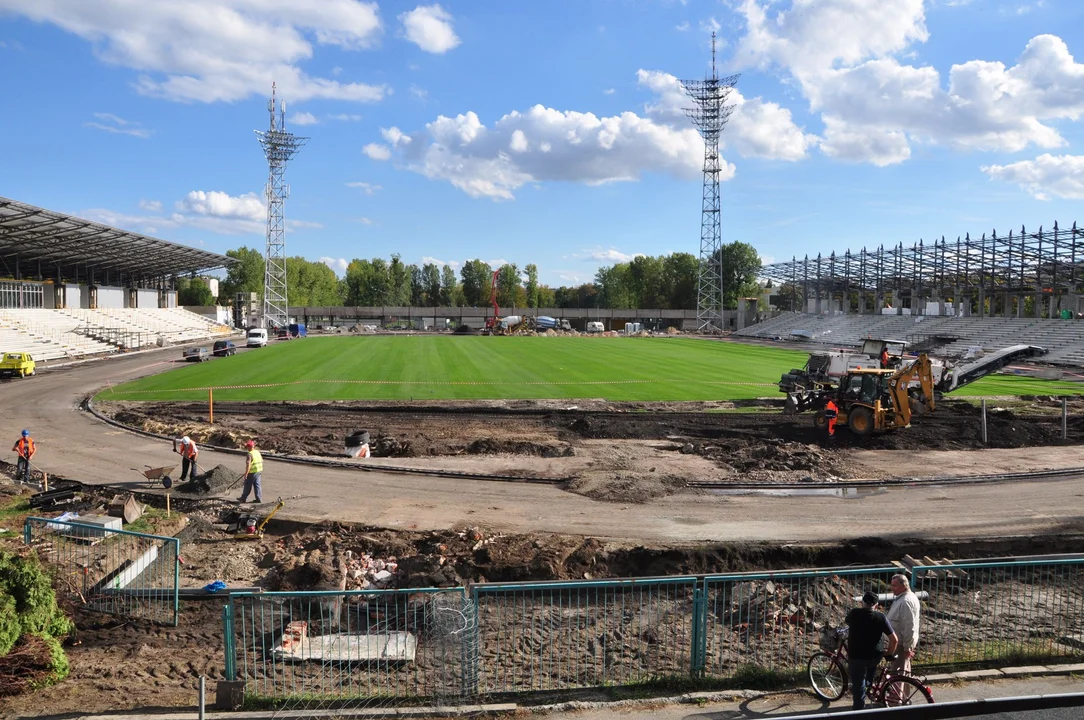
[701,567,898,678]
[472,577,698,695]
[24,516,180,626]
[913,558,1084,666]
[227,588,470,714]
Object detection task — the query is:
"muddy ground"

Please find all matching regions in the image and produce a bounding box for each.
[4,468,1084,718]
[99,397,1084,501]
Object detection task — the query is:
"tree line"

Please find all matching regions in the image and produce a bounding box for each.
[180,242,762,311]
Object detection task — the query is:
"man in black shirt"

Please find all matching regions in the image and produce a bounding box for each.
[846,591,899,710]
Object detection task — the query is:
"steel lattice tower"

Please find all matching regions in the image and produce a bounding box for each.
[681,33,738,333]
[255,83,308,329]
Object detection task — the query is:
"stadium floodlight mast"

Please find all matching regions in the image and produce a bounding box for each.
[681,33,738,334]
[255,82,308,330]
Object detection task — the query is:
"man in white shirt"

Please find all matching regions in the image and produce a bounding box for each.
[884,573,921,674]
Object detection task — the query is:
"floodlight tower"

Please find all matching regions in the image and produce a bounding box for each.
[681,33,738,333]
[255,82,308,330]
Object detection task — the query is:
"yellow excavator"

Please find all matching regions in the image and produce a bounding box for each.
[813,354,938,436]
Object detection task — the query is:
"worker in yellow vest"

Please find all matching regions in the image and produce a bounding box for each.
[237,439,263,503]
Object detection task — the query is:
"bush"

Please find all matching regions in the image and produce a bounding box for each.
[0,590,17,656]
[0,550,73,639]
[0,634,69,696]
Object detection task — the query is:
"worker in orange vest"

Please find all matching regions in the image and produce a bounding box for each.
[12,429,35,483]
[824,399,839,439]
[174,436,199,481]
[881,347,890,369]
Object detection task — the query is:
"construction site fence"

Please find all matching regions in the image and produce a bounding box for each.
[224,557,1084,706]
[23,517,180,626]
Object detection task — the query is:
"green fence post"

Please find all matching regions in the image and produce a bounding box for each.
[23,518,31,546]
[223,603,235,681]
[172,538,181,627]
[690,582,707,677]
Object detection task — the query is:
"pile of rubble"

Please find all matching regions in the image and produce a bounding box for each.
[343,549,399,590]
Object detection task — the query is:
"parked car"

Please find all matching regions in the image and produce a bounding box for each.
[183,347,210,363]
[0,352,36,378]
[247,328,269,347]
[212,340,237,357]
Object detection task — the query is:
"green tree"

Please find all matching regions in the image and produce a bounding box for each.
[219,246,264,303]
[595,264,635,309]
[343,258,391,306]
[440,264,460,306]
[628,255,665,308]
[286,256,342,306]
[714,241,762,310]
[421,263,442,306]
[176,277,216,306]
[388,255,412,306]
[496,263,521,307]
[663,252,699,309]
[460,259,493,306]
[536,284,556,308]
[524,263,539,308]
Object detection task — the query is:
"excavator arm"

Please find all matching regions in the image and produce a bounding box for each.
[886,354,936,428]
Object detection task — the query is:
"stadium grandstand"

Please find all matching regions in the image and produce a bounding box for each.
[742,222,1084,367]
[0,195,235,362]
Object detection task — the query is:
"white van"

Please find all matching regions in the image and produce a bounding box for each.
[247,328,269,347]
[586,321,604,334]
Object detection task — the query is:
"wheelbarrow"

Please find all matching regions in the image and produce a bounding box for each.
[139,465,177,489]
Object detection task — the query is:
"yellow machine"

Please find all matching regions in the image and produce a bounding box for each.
[233,498,285,541]
[814,354,937,436]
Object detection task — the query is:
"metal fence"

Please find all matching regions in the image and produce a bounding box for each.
[24,516,180,626]
[226,588,472,709]
[224,557,1084,707]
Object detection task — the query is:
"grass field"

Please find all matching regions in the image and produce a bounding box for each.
[96,336,808,402]
[95,336,1084,403]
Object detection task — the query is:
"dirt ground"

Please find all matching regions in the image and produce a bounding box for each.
[4,464,1084,718]
[100,397,1084,501]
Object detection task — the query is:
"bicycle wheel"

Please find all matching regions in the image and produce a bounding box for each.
[808,652,848,701]
[880,675,934,706]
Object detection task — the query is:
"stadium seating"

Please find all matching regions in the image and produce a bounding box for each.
[0,308,232,362]
[737,312,1084,367]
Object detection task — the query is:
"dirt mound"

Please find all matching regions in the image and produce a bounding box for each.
[176,464,242,495]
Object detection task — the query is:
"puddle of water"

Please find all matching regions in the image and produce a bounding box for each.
[709,486,890,499]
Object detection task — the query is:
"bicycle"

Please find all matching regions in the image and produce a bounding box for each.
[808,626,934,706]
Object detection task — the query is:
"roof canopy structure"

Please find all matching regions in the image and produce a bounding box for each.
[0,196,233,285]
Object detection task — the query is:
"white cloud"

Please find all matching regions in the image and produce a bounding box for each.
[86,189,321,237]
[603,88,615,95]
[178,190,265,222]
[636,69,816,161]
[363,143,392,160]
[5,0,386,103]
[381,126,412,147]
[373,98,720,200]
[582,248,641,263]
[288,111,319,126]
[320,257,349,276]
[675,21,690,32]
[488,258,509,268]
[700,17,721,34]
[85,112,152,138]
[410,84,428,100]
[353,217,374,225]
[731,2,1084,165]
[420,256,461,270]
[982,154,1084,200]
[399,4,460,54]
[345,181,381,194]
[330,113,364,121]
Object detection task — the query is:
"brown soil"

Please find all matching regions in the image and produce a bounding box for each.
[100,399,1084,500]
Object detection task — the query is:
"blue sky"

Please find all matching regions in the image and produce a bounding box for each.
[2,0,1083,286]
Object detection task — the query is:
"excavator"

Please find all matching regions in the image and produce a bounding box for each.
[797,344,1048,436]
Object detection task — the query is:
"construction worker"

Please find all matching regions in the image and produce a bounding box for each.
[824,399,839,439]
[12,429,35,483]
[174,436,199,481]
[881,347,890,369]
[237,439,263,503]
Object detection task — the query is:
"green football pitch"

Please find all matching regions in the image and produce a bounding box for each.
[97,336,807,402]
[95,336,1084,403]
